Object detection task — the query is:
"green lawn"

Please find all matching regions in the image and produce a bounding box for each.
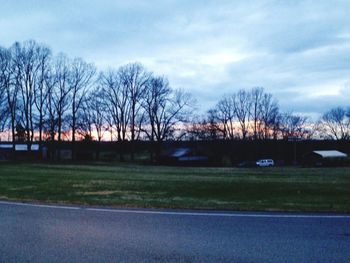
[0,163,349,212]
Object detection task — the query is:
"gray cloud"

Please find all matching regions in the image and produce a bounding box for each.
[0,0,349,117]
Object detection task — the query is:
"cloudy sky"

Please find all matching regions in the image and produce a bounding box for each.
[1,0,350,118]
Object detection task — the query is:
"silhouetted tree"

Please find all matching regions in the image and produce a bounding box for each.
[44,65,58,141]
[79,87,107,142]
[3,47,19,146]
[100,69,130,161]
[318,107,350,140]
[143,76,193,141]
[234,89,252,139]
[250,87,264,139]
[0,47,11,132]
[33,44,51,144]
[0,85,7,132]
[215,95,236,139]
[187,112,222,141]
[100,69,130,142]
[279,112,309,139]
[68,58,96,159]
[142,76,194,160]
[11,41,47,151]
[259,92,279,139]
[52,54,73,143]
[119,63,151,161]
[15,123,26,142]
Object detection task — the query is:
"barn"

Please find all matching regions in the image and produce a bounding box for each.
[160,147,209,166]
[303,150,348,166]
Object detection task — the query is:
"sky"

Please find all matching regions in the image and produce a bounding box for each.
[1,0,350,119]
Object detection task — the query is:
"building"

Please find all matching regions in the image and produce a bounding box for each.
[160,147,209,166]
[0,143,40,161]
[303,150,348,166]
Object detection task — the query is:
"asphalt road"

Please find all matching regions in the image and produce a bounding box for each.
[0,201,350,263]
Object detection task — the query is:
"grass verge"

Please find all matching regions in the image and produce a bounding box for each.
[0,163,349,212]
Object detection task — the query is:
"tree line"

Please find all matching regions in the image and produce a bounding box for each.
[1,40,349,155]
[0,41,193,159]
[188,87,350,141]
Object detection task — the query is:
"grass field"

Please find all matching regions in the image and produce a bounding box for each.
[0,163,350,212]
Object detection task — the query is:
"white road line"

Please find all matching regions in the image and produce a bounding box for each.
[85,207,350,218]
[0,200,349,219]
[0,200,80,210]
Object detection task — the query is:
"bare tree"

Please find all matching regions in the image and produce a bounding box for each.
[205,109,223,140]
[213,88,281,140]
[318,107,350,140]
[44,66,58,141]
[215,95,236,139]
[33,45,51,144]
[186,117,206,141]
[269,111,282,140]
[11,41,45,151]
[90,88,108,143]
[233,90,251,139]
[79,87,107,143]
[76,99,93,141]
[250,87,264,139]
[142,76,171,141]
[2,48,19,145]
[259,92,279,139]
[119,63,150,160]
[69,58,96,142]
[187,112,222,141]
[100,69,130,161]
[100,69,130,142]
[68,58,96,159]
[279,112,309,139]
[52,54,73,143]
[0,47,11,133]
[213,90,253,140]
[143,76,193,141]
[0,91,7,132]
[142,76,194,160]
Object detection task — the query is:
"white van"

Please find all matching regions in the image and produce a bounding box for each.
[256,159,274,167]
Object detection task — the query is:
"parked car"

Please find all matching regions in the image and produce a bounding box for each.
[256,159,274,167]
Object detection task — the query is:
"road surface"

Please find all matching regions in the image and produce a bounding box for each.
[0,201,350,262]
